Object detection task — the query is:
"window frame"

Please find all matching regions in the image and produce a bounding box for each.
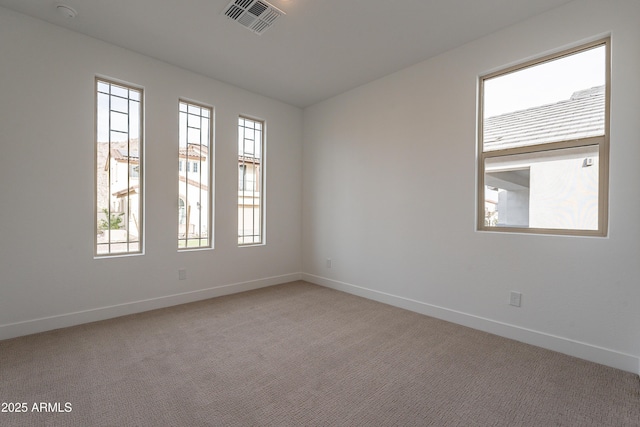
[94,77,144,257]
[477,38,610,237]
[238,115,265,246]
[178,99,214,251]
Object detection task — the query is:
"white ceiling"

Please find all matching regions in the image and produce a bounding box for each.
[0,0,575,108]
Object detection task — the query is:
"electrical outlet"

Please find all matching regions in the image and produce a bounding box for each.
[509,291,522,307]
[326,258,332,269]
[178,269,187,280]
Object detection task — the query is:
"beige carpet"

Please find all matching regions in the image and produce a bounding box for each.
[1,281,638,426]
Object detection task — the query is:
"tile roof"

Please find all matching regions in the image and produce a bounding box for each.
[483,85,605,151]
[110,148,140,162]
[179,143,209,159]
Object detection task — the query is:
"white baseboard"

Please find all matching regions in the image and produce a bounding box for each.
[0,273,302,341]
[302,273,640,375]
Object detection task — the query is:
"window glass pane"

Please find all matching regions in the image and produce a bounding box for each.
[479,39,608,236]
[129,100,140,138]
[110,130,126,143]
[187,112,200,128]
[238,117,263,245]
[483,45,605,152]
[97,81,110,94]
[179,114,187,147]
[178,101,212,250]
[110,84,128,98]
[110,111,129,133]
[96,92,110,142]
[111,95,128,113]
[95,79,143,256]
[126,205,139,245]
[202,118,210,142]
[484,145,599,230]
[187,127,201,145]
[129,90,140,102]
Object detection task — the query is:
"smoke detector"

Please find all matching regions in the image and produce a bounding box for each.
[222,0,285,35]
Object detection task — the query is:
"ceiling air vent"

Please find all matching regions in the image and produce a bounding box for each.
[223,0,285,35]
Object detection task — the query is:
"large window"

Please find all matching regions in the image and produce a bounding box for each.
[238,117,264,245]
[178,101,213,249]
[95,79,143,256]
[478,39,609,236]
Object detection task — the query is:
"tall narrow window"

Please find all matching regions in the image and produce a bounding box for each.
[238,117,264,245]
[95,79,143,256]
[178,101,213,249]
[478,38,609,236]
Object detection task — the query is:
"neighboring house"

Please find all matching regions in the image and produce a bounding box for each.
[178,143,209,239]
[108,147,140,226]
[96,140,141,250]
[98,139,260,246]
[238,151,262,244]
[151,142,261,244]
[483,85,604,230]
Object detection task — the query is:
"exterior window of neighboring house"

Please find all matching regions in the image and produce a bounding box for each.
[178,100,213,249]
[478,38,609,236]
[95,78,143,256]
[238,116,264,245]
[238,165,246,191]
[178,198,186,225]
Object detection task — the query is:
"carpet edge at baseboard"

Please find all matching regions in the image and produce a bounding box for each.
[301,273,640,376]
[0,272,303,341]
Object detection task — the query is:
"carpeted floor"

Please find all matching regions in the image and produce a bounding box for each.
[1,281,639,426]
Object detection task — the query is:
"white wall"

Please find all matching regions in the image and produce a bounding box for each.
[0,7,302,338]
[302,0,640,373]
